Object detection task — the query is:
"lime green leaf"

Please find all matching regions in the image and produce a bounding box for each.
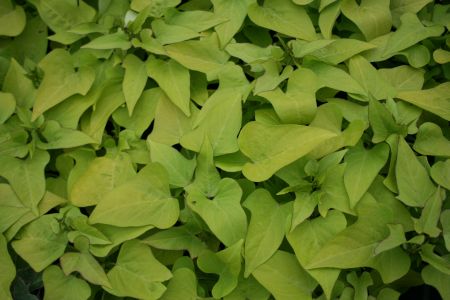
[396,138,436,207]
[252,251,317,300]
[152,19,200,45]
[148,140,196,188]
[166,9,227,32]
[431,160,450,190]
[239,121,337,182]
[0,234,15,300]
[186,178,247,247]
[422,264,450,300]
[147,57,191,116]
[243,189,290,277]
[122,54,148,115]
[11,214,68,272]
[82,30,131,50]
[248,0,316,41]
[37,120,96,150]
[396,83,450,121]
[441,210,450,251]
[343,143,390,208]
[89,163,179,228]
[32,49,95,120]
[374,224,407,255]
[70,152,136,207]
[0,0,26,36]
[43,265,91,300]
[369,99,405,143]
[0,150,50,215]
[160,267,197,300]
[377,66,424,92]
[60,250,111,288]
[341,0,392,40]
[0,184,29,233]
[319,1,341,39]
[106,240,172,299]
[197,240,243,298]
[415,187,444,237]
[420,244,450,275]
[0,92,15,124]
[211,0,248,47]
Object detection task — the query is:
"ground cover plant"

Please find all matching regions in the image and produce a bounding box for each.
[0,0,449,299]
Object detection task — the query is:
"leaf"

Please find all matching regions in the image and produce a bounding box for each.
[82,30,131,50]
[0,0,26,36]
[147,57,191,116]
[441,210,450,251]
[0,92,15,124]
[252,251,317,300]
[343,143,390,208]
[32,49,95,120]
[0,184,30,233]
[106,240,172,299]
[396,137,436,207]
[148,140,196,188]
[152,19,200,45]
[248,0,316,41]
[396,83,450,120]
[43,265,91,300]
[0,150,50,215]
[37,120,96,150]
[319,1,341,39]
[431,160,450,190]
[422,265,450,300]
[390,0,433,27]
[374,224,407,255]
[164,34,229,79]
[415,187,444,237]
[197,240,243,298]
[191,137,221,196]
[159,267,197,300]
[238,121,337,182]
[368,99,405,143]
[11,214,68,272]
[0,234,15,300]
[70,152,136,207]
[420,244,450,275]
[382,13,444,57]
[243,189,290,277]
[287,211,347,299]
[186,178,247,247]
[142,226,207,258]
[259,68,318,124]
[181,88,242,156]
[34,0,96,32]
[122,54,148,115]
[165,9,227,32]
[377,66,424,92]
[341,0,392,40]
[60,251,111,288]
[211,0,248,47]
[89,163,179,228]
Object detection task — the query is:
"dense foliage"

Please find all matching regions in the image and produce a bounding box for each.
[0,0,449,299]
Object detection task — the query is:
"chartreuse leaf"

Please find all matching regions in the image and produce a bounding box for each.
[32,49,95,121]
[378,65,424,92]
[160,266,197,300]
[60,248,111,288]
[70,152,136,207]
[243,189,290,277]
[82,30,131,50]
[422,264,450,300]
[252,251,317,300]
[43,265,91,300]
[369,99,405,143]
[146,57,191,116]
[37,120,96,150]
[181,88,242,155]
[122,54,148,115]
[142,225,207,258]
[396,83,450,121]
[197,240,243,298]
[152,19,200,45]
[344,143,390,208]
[259,68,318,124]
[0,184,29,233]
[238,121,337,182]
[319,1,341,39]
[0,234,15,300]
[414,122,450,157]
[0,92,15,124]
[347,272,373,300]
[319,164,354,215]
[148,140,196,188]
[374,224,407,255]
[431,160,450,190]
[341,0,392,40]
[420,244,450,275]
[396,138,436,207]
[223,275,270,300]
[11,214,68,272]
[0,0,26,36]
[288,211,347,300]
[0,150,49,215]
[165,8,227,32]
[382,13,444,57]
[441,211,450,251]
[390,0,433,27]
[186,178,247,247]
[191,137,221,196]
[415,187,444,237]
[248,0,316,41]
[212,0,249,47]
[164,34,229,79]
[106,240,172,299]
[131,0,180,14]
[89,163,179,228]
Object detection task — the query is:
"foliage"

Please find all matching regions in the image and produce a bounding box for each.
[0,0,449,299]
